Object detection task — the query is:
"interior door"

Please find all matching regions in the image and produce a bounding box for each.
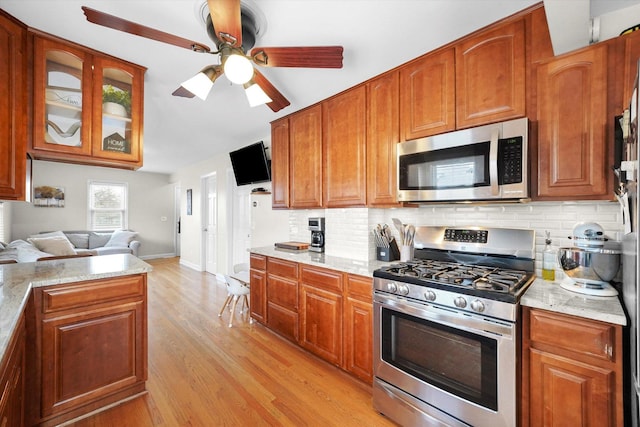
[231,184,251,269]
[204,174,217,274]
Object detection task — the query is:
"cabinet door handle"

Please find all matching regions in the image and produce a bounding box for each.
[604,344,613,358]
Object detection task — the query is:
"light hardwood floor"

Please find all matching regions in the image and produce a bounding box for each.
[69,257,397,426]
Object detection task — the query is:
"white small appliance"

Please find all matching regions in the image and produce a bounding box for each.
[558,222,620,296]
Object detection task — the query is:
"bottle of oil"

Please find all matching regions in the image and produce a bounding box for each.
[542,231,556,281]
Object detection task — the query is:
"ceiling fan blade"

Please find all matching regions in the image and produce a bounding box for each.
[207,0,242,47]
[250,46,344,68]
[172,86,196,98]
[82,6,211,53]
[252,70,290,113]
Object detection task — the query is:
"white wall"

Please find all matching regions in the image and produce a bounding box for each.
[8,160,175,258]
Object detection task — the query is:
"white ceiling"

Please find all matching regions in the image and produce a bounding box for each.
[0,0,637,174]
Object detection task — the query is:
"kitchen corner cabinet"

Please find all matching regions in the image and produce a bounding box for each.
[266,258,299,342]
[0,313,26,427]
[31,33,145,170]
[29,274,147,426]
[289,105,323,208]
[0,10,29,201]
[344,274,373,384]
[323,86,367,207]
[367,72,402,206]
[299,265,343,366]
[249,253,267,323]
[270,118,290,209]
[535,43,610,200]
[521,307,623,427]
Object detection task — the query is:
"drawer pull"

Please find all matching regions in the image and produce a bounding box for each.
[605,344,612,358]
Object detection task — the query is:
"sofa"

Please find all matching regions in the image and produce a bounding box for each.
[0,230,140,263]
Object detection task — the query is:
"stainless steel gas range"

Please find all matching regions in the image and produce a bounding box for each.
[372,225,536,427]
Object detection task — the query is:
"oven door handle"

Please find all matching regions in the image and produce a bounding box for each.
[374,294,514,339]
[489,128,500,196]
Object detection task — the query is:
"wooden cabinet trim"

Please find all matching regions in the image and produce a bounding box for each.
[300,265,343,293]
[267,257,298,279]
[250,253,267,271]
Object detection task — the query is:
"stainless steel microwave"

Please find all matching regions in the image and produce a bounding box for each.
[397,117,529,203]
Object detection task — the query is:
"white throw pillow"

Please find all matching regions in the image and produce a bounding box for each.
[30,230,66,240]
[105,230,138,248]
[27,236,76,256]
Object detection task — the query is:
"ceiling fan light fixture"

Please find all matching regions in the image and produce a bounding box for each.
[223,53,254,85]
[243,80,272,107]
[181,65,222,100]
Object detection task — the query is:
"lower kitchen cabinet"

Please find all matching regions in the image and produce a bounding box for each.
[249,253,267,324]
[299,265,343,366]
[0,313,26,427]
[344,274,373,384]
[28,274,147,426]
[521,307,623,427]
[266,258,299,342]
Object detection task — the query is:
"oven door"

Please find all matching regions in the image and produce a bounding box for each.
[373,292,516,427]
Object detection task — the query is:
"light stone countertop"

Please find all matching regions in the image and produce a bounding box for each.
[250,246,390,277]
[0,254,152,365]
[521,278,627,326]
[256,247,628,326]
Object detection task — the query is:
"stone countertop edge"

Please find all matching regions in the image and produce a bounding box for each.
[0,254,152,366]
[521,278,627,326]
[250,246,390,277]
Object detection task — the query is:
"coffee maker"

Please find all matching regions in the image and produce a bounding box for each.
[308,217,325,253]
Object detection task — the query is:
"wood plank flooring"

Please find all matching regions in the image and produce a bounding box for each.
[68,257,397,426]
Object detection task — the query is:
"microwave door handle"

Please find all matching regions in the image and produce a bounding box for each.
[489,129,499,196]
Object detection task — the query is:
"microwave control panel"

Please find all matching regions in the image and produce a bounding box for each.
[498,136,523,185]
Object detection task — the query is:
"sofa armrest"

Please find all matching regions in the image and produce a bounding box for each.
[129,240,141,257]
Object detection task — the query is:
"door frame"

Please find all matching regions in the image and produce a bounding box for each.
[200,172,217,273]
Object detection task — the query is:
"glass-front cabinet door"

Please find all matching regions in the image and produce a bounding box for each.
[33,37,92,156]
[92,56,143,165]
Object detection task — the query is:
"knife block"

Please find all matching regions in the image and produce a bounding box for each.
[376,240,400,261]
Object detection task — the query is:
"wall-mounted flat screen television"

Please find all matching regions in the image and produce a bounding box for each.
[229,141,271,186]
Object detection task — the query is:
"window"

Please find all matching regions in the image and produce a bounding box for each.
[88,181,128,230]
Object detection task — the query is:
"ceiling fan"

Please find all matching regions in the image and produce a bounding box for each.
[81,0,344,112]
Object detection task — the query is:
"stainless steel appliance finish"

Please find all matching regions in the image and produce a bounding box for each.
[621,62,640,427]
[308,217,325,253]
[397,117,528,203]
[372,225,536,427]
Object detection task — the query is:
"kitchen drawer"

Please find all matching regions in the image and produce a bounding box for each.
[267,275,298,310]
[346,274,372,300]
[250,253,266,270]
[267,257,298,279]
[300,265,343,293]
[267,302,298,342]
[41,275,146,314]
[528,309,616,362]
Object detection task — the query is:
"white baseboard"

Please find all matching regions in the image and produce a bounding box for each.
[138,253,176,260]
[179,258,202,271]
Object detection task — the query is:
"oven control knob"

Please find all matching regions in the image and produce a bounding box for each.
[386,282,398,293]
[454,296,467,308]
[470,299,485,313]
[397,284,410,296]
[424,290,436,301]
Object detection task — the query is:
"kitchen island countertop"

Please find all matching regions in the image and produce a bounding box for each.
[521,278,627,326]
[0,254,152,365]
[250,246,389,277]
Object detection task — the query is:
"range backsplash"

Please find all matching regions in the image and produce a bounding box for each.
[287,201,623,279]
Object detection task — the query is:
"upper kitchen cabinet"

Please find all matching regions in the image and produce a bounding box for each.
[270,117,290,209]
[289,105,323,208]
[323,86,367,207]
[399,48,455,140]
[456,19,526,128]
[621,29,640,106]
[535,43,611,200]
[367,71,401,206]
[31,33,145,170]
[0,11,29,201]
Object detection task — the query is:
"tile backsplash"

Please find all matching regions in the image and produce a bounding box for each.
[288,201,623,278]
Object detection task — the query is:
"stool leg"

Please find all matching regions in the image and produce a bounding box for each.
[218,294,232,317]
[229,295,240,327]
